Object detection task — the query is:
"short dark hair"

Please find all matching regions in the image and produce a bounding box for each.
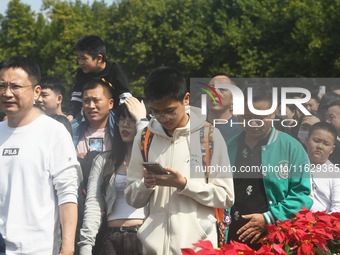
[144,66,188,102]
[243,80,273,103]
[308,121,337,143]
[318,92,340,119]
[82,79,113,99]
[326,99,340,111]
[73,35,106,61]
[40,76,65,97]
[0,56,41,85]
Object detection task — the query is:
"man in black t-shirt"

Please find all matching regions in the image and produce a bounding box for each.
[228,133,269,250]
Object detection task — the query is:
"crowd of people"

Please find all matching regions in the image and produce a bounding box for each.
[0,34,339,255]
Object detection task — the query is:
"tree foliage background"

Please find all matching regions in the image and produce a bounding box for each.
[1,0,340,102]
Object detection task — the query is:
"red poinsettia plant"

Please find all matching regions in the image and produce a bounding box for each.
[181,209,340,255]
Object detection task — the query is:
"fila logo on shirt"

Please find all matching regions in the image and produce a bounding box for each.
[2,148,19,156]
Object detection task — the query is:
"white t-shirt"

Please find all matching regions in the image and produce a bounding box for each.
[311,160,340,213]
[0,115,81,255]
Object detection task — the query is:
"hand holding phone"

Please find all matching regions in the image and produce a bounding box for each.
[142,162,169,175]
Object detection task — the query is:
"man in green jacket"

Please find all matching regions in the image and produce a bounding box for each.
[227,82,312,250]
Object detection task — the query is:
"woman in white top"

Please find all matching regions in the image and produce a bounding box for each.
[78,97,148,255]
[306,122,340,213]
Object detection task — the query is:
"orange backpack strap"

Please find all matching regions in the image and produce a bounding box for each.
[200,122,230,247]
[214,208,225,222]
[200,122,214,182]
[140,127,154,162]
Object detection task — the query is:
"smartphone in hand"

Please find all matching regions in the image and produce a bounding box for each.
[142,162,169,175]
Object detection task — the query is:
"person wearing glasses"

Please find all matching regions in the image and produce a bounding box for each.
[78,102,148,255]
[125,67,234,254]
[0,56,81,254]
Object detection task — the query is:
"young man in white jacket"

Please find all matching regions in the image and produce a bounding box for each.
[125,67,234,255]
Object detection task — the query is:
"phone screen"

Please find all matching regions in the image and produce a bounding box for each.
[142,162,169,175]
